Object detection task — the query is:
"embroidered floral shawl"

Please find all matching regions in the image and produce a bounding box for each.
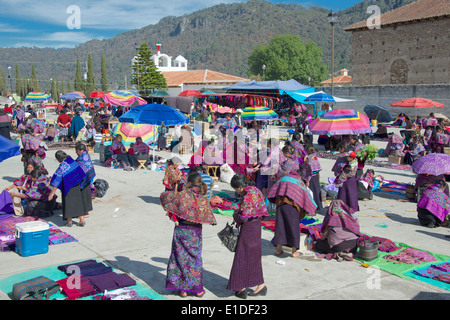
[76,151,96,189]
[163,165,185,190]
[160,186,216,225]
[417,184,450,222]
[238,186,270,218]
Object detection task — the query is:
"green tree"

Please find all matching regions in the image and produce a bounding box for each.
[131,42,167,94]
[247,34,328,86]
[85,54,96,94]
[74,59,83,91]
[30,64,40,91]
[67,80,73,93]
[101,53,108,92]
[0,67,7,97]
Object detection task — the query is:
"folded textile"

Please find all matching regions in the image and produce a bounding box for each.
[433,273,450,284]
[58,260,112,277]
[412,266,447,279]
[384,247,438,265]
[84,272,136,293]
[359,235,401,253]
[432,262,450,273]
[92,288,152,300]
[57,277,97,300]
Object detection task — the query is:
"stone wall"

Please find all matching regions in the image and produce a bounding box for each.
[319,84,450,117]
[349,17,449,86]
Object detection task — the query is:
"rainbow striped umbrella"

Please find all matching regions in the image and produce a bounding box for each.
[104,90,147,106]
[112,122,158,149]
[309,109,371,135]
[25,92,51,102]
[241,106,279,122]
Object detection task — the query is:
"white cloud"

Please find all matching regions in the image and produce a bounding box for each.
[0,0,246,31]
[0,23,24,33]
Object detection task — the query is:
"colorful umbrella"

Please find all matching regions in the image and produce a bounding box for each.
[241,106,279,122]
[309,109,371,135]
[104,90,147,106]
[25,92,51,102]
[207,103,235,114]
[61,91,86,100]
[391,97,444,108]
[411,153,450,176]
[178,90,204,97]
[89,91,105,98]
[112,122,158,148]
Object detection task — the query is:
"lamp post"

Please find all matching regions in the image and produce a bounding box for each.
[327,11,338,97]
[262,64,266,81]
[7,66,12,95]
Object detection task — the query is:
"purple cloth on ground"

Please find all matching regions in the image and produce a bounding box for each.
[84,272,136,292]
[58,260,112,276]
[432,262,450,273]
[0,190,13,214]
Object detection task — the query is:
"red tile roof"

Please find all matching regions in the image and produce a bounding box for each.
[162,70,248,87]
[321,69,352,84]
[344,0,450,31]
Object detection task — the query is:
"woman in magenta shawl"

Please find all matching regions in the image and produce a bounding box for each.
[417,180,450,228]
[227,174,270,299]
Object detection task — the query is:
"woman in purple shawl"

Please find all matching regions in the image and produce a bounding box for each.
[315,200,361,257]
[227,174,270,299]
[288,133,307,167]
[275,146,300,181]
[75,143,96,223]
[299,144,323,211]
[48,150,87,227]
[417,180,450,228]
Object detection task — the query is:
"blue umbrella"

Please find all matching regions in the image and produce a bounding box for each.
[119,103,189,126]
[304,92,336,103]
[364,105,394,123]
[0,135,20,163]
[119,104,190,169]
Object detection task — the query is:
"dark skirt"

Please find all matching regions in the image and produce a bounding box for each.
[24,197,57,217]
[315,238,359,254]
[273,204,300,249]
[166,223,204,294]
[255,171,268,191]
[158,134,167,149]
[309,173,323,211]
[227,218,264,291]
[63,184,85,220]
[81,185,93,213]
[338,177,359,212]
[357,181,373,200]
[417,207,442,228]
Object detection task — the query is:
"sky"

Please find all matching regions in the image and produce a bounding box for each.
[0,0,363,49]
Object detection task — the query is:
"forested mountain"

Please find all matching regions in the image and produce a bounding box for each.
[0,0,416,91]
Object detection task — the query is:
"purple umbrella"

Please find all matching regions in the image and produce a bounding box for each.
[411,153,450,176]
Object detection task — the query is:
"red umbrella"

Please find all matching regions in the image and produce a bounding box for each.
[390,97,444,108]
[178,90,204,97]
[90,91,105,98]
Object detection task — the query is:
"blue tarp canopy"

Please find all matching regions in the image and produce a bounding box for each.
[364,105,394,123]
[224,79,313,93]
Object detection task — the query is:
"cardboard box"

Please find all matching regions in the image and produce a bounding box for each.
[444,147,450,155]
[388,155,404,164]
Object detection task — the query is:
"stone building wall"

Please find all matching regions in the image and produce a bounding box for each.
[318,84,450,118]
[350,17,449,86]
